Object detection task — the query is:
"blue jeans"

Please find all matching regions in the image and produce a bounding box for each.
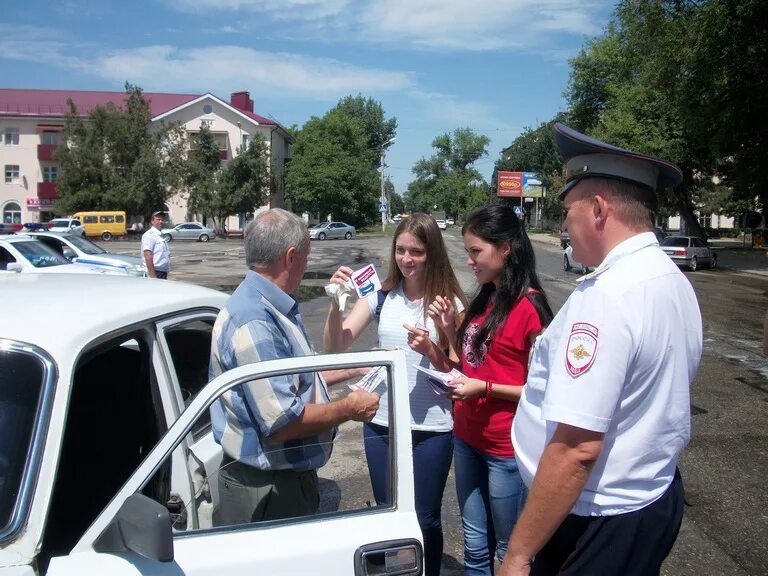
[454,436,526,575]
[364,423,453,576]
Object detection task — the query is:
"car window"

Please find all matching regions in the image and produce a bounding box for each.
[13,241,71,268]
[99,216,115,223]
[72,220,82,227]
[50,219,69,228]
[142,362,396,533]
[661,237,689,248]
[692,238,706,248]
[161,318,216,440]
[0,247,18,270]
[0,346,50,539]
[83,216,97,224]
[65,235,105,255]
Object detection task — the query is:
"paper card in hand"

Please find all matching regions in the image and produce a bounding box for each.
[351,264,382,298]
[415,366,464,396]
[348,366,387,393]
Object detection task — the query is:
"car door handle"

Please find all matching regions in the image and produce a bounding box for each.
[354,539,423,575]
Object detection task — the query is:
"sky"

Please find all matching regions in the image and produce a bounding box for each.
[2,0,613,195]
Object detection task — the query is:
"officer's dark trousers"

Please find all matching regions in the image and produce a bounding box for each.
[532,469,684,576]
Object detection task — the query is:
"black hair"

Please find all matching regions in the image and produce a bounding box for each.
[457,203,554,357]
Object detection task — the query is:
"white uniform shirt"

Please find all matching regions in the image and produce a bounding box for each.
[366,285,464,432]
[513,232,702,516]
[141,226,170,272]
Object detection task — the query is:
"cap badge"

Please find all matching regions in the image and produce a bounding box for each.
[565,322,598,377]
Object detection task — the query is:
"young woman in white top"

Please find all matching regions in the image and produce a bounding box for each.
[324,213,467,576]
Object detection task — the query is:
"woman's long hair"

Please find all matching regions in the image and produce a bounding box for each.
[457,204,553,357]
[382,213,468,349]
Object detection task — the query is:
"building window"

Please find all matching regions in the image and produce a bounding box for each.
[203,104,213,115]
[242,134,250,148]
[4,165,20,184]
[43,166,58,183]
[4,128,20,146]
[41,131,59,145]
[3,202,21,224]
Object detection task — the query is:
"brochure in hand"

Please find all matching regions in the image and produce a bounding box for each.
[348,365,387,393]
[415,365,464,396]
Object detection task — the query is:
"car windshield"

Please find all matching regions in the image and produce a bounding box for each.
[49,220,70,228]
[0,347,47,536]
[13,241,71,268]
[312,223,329,229]
[661,237,689,248]
[64,235,105,255]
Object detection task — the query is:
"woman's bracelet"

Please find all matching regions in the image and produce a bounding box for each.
[485,380,493,398]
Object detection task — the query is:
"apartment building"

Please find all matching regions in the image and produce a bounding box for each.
[0,88,291,228]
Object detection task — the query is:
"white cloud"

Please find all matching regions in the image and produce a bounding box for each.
[89,46,413,97]
[168,0,605,51]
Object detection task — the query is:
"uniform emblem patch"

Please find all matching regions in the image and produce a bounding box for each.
[565,322,598,377]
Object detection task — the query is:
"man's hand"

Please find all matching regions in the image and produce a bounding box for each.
[345,389,379,422]
[499,554,532,576]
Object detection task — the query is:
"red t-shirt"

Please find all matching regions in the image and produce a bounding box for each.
[453,296,542,457]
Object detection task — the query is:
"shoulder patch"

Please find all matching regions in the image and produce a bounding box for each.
[565,322,598,377]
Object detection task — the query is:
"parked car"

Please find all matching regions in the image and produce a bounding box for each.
[308,221,356,240]
[660,236,717,271]
[161,222,217,242]
[47,218,85,237]
[0,236,127,275]
[22,231,147,276]
[559,229,571,249]
[0,274,421,575]
[73,210,127,241]
[563,244,592,275]
[446,217,455,226]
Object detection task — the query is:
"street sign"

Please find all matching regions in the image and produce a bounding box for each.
[379,203,387,213]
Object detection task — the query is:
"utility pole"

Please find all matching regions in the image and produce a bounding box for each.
[380,137,396,232]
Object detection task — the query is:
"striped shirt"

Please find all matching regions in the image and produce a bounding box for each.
[209,270,334,471]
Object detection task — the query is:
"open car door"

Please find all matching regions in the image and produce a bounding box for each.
[46,350,424,576]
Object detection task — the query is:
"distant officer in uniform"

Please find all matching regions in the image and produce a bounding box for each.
[141,210,170,279]
[501,124,703,576]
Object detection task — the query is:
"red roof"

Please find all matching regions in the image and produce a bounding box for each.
[0,88,274,125]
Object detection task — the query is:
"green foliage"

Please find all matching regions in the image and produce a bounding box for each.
[286,95,397,227]
[55,83,187,218]
[388,185,405,215]
[406,128,490,218]
[184,124,221,216]
[285,109,379,227]
[214,137,271,226]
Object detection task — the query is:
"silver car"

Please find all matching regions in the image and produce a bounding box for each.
[161,222,217,242]
[23,231,147,276]
[660,236,717,271]
[308,221,356,240]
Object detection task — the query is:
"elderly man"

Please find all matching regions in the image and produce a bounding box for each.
[502,125,703,575]
[141,210,170,279]
[209,208,379,525]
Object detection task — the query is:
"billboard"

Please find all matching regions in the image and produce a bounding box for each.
[522,172,543,198]
[497,171,523,197]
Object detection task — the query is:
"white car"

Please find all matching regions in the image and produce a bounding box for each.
[0,275,422,575]
[47,218,85,237]
[563,244,592,275]
[0,236,127,275]
[22,231,147,276]
[436,219,447,230]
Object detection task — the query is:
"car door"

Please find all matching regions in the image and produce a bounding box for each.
[691,237,708,264]
[46,350,423,576]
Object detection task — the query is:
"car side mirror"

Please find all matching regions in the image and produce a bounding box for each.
[7,262,23,273]
[93,493,174,562]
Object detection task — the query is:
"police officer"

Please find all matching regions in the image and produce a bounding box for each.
[501,124,703,576]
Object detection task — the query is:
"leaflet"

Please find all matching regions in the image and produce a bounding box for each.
[348,365,387,393]
[415,365,464,396]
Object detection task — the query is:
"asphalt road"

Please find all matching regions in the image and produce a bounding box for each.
[107,231,768,575]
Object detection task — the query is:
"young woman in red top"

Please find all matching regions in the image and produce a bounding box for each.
[407,203,553,575]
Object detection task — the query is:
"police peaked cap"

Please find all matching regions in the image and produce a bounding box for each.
[554,123,683,200]
[151,210,166,218]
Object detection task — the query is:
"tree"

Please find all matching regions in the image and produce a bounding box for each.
[406,128,490,218]
[183,123,222,220]
[388,184,405,215]
[286,109,379,227]
[55,83,186,218]
[213,136,271,230]
[332,95,397,168]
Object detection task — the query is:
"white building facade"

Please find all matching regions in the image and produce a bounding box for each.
[0,88,291,229]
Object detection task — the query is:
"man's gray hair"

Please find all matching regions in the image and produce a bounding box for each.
[245,208,309,267]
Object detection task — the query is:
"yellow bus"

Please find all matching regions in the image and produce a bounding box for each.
[72,211,127,241]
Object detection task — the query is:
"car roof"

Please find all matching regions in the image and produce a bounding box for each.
[1,275,227,360]
[0,235,43,245]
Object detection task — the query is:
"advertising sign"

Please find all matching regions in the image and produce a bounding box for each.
[522,172,543,198]
[497,171,523,197]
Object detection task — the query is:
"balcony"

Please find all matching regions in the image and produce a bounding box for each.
[37,182,59,200]
[38,144,58,161]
